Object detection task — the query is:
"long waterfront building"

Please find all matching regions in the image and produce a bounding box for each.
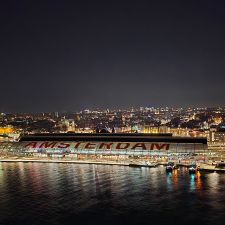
[0,133,207,160]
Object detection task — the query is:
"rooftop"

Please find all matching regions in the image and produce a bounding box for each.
[19,133,207,144]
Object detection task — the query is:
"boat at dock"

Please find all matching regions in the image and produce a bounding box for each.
[166,162,177,172]
[129,161,158,168]
[188,164,198,174]
[141,162,158,167]
[198,162,225,173]
[215,162,225,170]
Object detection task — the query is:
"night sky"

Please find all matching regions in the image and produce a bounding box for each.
[1,0,225,112]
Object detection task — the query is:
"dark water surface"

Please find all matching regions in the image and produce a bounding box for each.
[0,163,225,225]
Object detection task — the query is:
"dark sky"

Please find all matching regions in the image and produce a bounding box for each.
[1,0,225,112]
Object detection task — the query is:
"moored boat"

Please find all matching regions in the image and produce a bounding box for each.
[166,162,175,172]
[188,164,198,174]
[129,161,158,167]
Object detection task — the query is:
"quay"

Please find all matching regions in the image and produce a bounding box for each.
[0,158,196,169]
[0,158,130,166]
[1,157,225,172]
[198,162,225,172]
[0,158,159,167]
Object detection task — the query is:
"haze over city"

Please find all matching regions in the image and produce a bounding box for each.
[1,0,225,112]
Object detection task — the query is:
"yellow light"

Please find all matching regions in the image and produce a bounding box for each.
[0,127,15,134]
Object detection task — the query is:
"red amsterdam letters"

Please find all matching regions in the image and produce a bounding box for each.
[24,142,170,151]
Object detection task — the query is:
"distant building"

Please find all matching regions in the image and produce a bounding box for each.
[142,126,159,134]
[213,116,223,125]
[159,126,170,134]
[210,131,225,143]
[60,119,76,132]
[0,126,15,135]
[170,128,190,137]
[0,126,20,142]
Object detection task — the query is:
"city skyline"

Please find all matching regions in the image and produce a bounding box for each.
[1,105,225,114]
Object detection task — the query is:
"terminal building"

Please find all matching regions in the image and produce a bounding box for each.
[0,133,208,161]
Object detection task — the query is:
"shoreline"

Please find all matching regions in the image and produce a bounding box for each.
[0,158,131,166]
[1,158,225,172]
[0,158,161,168]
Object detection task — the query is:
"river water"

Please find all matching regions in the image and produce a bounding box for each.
[0,162,225,225]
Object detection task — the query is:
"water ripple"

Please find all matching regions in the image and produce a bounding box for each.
[0,162,225,225]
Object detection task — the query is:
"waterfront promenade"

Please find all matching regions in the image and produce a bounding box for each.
[1,157,225,172]
[0,158,131,166]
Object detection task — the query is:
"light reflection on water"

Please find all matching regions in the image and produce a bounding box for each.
[0,162,225,225]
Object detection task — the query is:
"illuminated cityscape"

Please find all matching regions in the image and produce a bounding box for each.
[1,0,225,224]
[1,106,225,144]
[1,106,225,164]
